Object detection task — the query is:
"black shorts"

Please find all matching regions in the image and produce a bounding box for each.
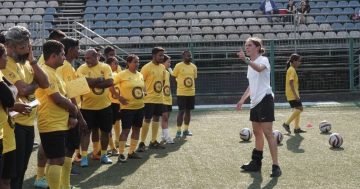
[120,108,144,129]
[288,100,303,108]
[40,131,66,159]
[144,103,163,119]
[65,125,80,152]
[177,96,195,110]
[81,105,113,133]
[111,103,121,124]
[162,105,172,113]
[250,94,275,122]
[2,150,16,179]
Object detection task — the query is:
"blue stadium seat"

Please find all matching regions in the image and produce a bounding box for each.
[229,4,240,10]
[98,0,107,5]
[321,8,332,14]
[84,14,94,20]
[141,12,152,18]
[129,0,140,5]
[208,4,218,10]
[153,6,163,11]
[331,23,343,30]
[105,29,118,36]
[332,8,342,14]
[164,5,175,11]
[129,28,141,36]
[219,4,230,10]
[240,4,251,10]
[310,9,321,14]
[197,5,207,10]
[118,29,130,35]
[355,23,360,30]
[85,7,96,13]
[130,6,141,11]
[129,13,141,19]
[97,7,107,12]
[315,2,327,8]
[338,15,350,22]
[315,16,326,23]
[107,14,117,19]
[95,14,106,20]
[163,0,172,4]
[45,7,56,14]
[349,1,360,6]
[327,1,337,7]
[94,21,106,27]
[143,6,152,11]
[152,0,162,4]
[186,5,197,11]
[108,7,118,12]
[44,22,52,29]
[183,0,195,3]
[129,20,141,27]
[142,20,153,27]
[119,6,129,12]
[109,0,118,5]
[119,0,130,5]
[250,3,259,10]
[141,0,151,4]
[94,29,105,35]
[175,5,186,11]
[152,12,163,19]
[86,0,97,6]
[118,13,129,19]
[119,21,130,27]
[343,8,354,14]
[173,0,183,3]
[337,1,348,7]
[326,16,337,22]
[43,15,54,21]
[106,21,118,27]
[344,23,355,30]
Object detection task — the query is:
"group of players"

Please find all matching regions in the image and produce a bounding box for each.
[0,26,197,189]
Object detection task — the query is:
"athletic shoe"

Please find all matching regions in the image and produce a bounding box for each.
[270,164,282,177]
[126,143,130,147]
[164,136,174,144]
[33,142,39,149]
[175,131,182,138]
[33,176,48,188]
[240,160,262,172]
[183,130,193,136]
[118,154,127,163]
[149,140,165,149]
[80,157,89,167]
[70,164,80,175]
[282,123,291,134]
[128,152,142,159]
[294,128,306,133]
[91,153,100,160]
[73,153,82,163]
[136,142,146,152]
[100,155,113,164]
[107,149,120,156]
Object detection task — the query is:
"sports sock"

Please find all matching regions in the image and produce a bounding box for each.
[285,109,302,125]
[46,164,62,189]
[129,139,138,154]
[93,142,100,155]
[140,121,150,142]
[184,124,189,131]
[81,151,88,158]
[151,121,160,142]
[177,126,182,132]
[294,113,301,129]
[36,166,45,180]
[60,157,72,188]
[119,141,126,154]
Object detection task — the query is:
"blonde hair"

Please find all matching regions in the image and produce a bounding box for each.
[246,37,265,54]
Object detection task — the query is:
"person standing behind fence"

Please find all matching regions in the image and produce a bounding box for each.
[285,0,297,22]
[160,54,174,144]
[259,0,278,22]
[282,54,306,134]
[298,0,310,24]
[172,50,197,138]
[236,37,281,177]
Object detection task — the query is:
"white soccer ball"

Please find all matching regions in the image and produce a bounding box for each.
[329,133,343,148]
[240,128,252,141]
[319,120,331,133]
[273,130,283,144]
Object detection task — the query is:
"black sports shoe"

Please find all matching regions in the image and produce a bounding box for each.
[240,160,262,172]
[118,154,127,163]
[294,128,306,133]
[149,141,165,149]
[282,123,291,134]
[270,164,282,177]
[136,142,146,152]
[128,152,142,159]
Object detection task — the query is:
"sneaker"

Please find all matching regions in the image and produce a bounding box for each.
[91,153,100,160]
[108,149,120,156]
[128,152,142,159]
[80,157,89,167]
[125,143,130,147]
[282,123,291,134]
[136,142,146,152]
[183,130,193,136]
[117,154,127,163]
[240,160,262,172]
[176,131,182,138]
[294,128,307,133]
[73,153,82,163]
[149,140,165,149]
[270,164,282,177]
[33,176,48,188]
[70,164,80,175]
[165,136,174,144]
[100,155,113,164]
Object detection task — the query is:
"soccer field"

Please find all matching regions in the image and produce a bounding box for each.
[23,105,360,189]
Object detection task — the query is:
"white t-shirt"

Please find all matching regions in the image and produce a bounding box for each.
[247,55,273,108]
[265,1,273,12]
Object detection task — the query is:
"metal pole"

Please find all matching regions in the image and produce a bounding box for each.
[348,38,354,91]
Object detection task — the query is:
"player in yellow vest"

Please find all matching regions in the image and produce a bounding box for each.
[282,53,306,134]
[137,47,166,152]
[35,40,79,189]
[172,50,197,138]
[1,26,50,189]
[113,55,145,162]
[160,54,174,143]
[77,49,114,166]
[106,57,122,156]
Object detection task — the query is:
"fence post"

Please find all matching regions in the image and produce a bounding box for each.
[270,40,275,92]
[349,38,354,91]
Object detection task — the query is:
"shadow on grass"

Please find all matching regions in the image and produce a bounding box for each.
[330,147,344,151]
[247,172,262,189]
[320,132,332,135]
[286,133,305,153]
[75,138,187,188]
[239,140,252,144]
[263,177,278,189]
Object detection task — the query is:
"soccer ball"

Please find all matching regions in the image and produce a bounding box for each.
[329,133,343,148]
[319,120,331,133]
[273,130,283,144]
[240,128,252,141]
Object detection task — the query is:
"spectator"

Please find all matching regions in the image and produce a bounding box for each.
[298,0,311,24]
[285,0,297,22]
[350,9,360,21]
[259,0,278,22]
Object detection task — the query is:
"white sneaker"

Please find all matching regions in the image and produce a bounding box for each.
[165,136,174,144]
